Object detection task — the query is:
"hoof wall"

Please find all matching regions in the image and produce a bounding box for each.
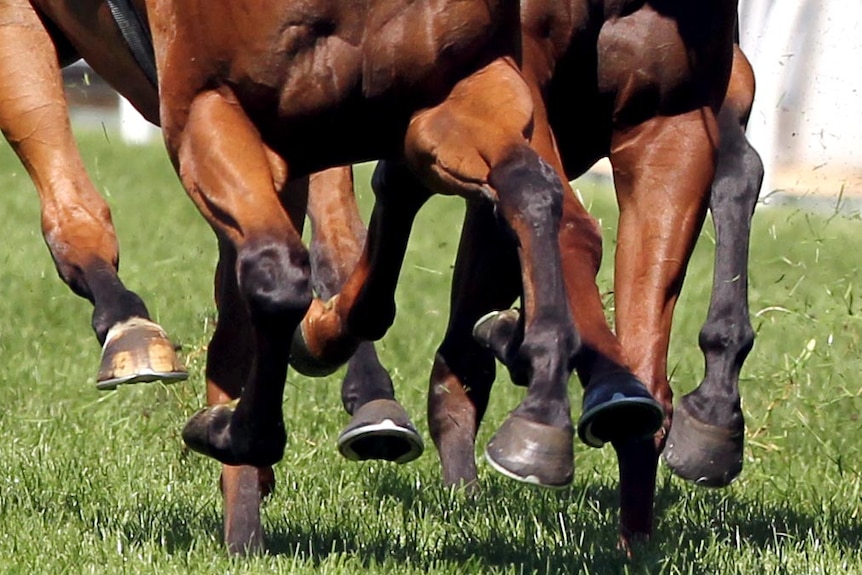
[289,299,359,377]
[182,401,285,468]
[663,400,743,487]
[96,318,187,390]
[485,415,573,488]
[578,375,664,448]
[473,308,521,350]
[338,399,423,464]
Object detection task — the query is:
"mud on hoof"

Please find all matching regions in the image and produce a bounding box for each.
[485,414,573,488]
[182,402,286,467]
[96,317,188,390]
[577,374,664,448]
[289,298,359,377]
[663,398,744,487]
[338,399,424,464]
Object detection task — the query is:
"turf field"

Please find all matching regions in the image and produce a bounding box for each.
[0,131,860,574]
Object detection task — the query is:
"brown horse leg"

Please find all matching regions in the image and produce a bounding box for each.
[207,240,275,555]
[293,58,579,486]
[610,109,718,544]
[173,90,309,468]
[407,59,582,488]
[476,89,665,449]
[428,199,521,487]
[664,47,762,487]
[305,167,423,463]
[0,1,185,388]
[456,92,663,485]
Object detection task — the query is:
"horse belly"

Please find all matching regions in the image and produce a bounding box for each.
[596,5,735,127]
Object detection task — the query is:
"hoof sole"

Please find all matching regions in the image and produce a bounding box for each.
[96,317,187,390]
[663,399,743,487]
[485,415,573,488]
[338,399,423,464]
[578,375,664,448]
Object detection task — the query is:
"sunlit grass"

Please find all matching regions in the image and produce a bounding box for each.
[0,130,861,573]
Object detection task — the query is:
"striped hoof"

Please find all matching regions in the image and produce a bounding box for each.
[663,399,743,487]
[96,317,187,390]
[485,415,573,488]
[577,374,664,448]
[338,399,424,464]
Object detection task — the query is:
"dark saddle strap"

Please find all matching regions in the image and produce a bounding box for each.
[106,0,158,88]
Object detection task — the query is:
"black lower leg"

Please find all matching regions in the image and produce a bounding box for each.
[663,113,762,486]
[74,261,150,344]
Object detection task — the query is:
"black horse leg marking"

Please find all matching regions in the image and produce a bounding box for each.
[429,199,521,487]
[482,146,580,488]
[663,109,762,487]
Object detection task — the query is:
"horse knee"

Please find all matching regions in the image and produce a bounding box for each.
[488,147,564,227]
[238,242,312,329]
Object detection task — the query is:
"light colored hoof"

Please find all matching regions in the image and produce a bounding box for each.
[96,317,188,390]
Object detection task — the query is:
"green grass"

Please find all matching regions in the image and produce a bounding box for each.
[0,129,861,574]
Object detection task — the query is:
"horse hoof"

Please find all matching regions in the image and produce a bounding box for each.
[182,401,285,467]
[289,299,359,377]
[663,400,743,487]
[577,374,664,448]
[472,309,522,357]
[338,399,424,464]
[96,317,188,390]
[485,414,573,488]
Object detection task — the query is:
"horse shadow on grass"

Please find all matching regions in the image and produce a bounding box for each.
[126,464,862,572]
[255,466,862,574]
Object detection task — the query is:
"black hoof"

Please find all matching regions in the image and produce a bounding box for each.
[338,399,424,464]
[182,402,285,467]
[473,309,522,362]
[485,414,573,488]
[663,399,743,487]
[289,320,358,377]
[577,374,664,448]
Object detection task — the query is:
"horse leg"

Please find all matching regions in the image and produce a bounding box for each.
[447,89,662,486]
[172,90,310,471]
[663,47,762,487]
[291,159,431,372]
[0,1,185,389]
[208,240,275,555]
[610,109,718,543]
[408,59,587,488]
[427,199,521,487]
[305,167,422,463]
